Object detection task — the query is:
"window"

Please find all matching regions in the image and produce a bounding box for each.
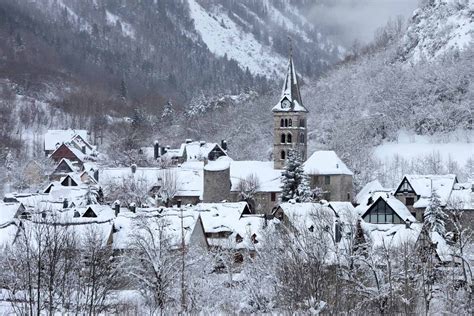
[280,119,284,127]
[325,176,331,185]
[300,118,305,127]
[363,200,403,224]
[406,197,415,206]
[289,119,292,127]
[285,119,288,127]
[299,133,305,144]
[281,134,286,143]
[271,192,276,202]
[281,151,286,160]
[287,133,292,143]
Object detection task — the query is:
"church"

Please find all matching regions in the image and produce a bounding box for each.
[123,53,354,213]
[200,53,354,212]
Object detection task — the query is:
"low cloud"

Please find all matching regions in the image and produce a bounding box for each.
[308,0,419,45]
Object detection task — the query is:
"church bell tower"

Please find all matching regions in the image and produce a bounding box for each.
[272,51,308,169]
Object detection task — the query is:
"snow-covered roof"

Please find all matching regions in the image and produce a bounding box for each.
[399,174,457,208]
[448,183,474,210]
[100,164,204,198]
[0,223,18,249]
[73,205,115,222]
[328,201,358,223]
[272,56,308,112]
[279,202,337,229]
[193,202,249,234]
[44,129,88,151]
[192,202,267,250]
[0,203,23,226]
[204,158,230,171]
[303,150,353,176]
[111,208,202,250]
[230,160,282,192]
[362,222,422,249]
[356,180,386,205]
[184,141,226,161]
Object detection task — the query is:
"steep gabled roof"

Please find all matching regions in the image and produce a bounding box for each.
[44,129,88,152]
[395,174,457,208]
[272,56,308,112]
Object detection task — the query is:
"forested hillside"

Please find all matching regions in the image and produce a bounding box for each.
[0,0,472,190]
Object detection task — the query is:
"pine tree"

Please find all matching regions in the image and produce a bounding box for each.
[297,173,313,202]
[281,150,311,202]
[162,100,175,120]
[423,190,447,236]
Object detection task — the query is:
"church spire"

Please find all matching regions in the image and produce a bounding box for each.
[272,40,307,112]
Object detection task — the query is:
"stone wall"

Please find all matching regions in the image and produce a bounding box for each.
[273,112,307,169]
[309,174,353,202]
[203,167,231,203]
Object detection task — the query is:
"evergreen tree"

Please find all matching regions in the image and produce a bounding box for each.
[161,100,175,121]
[281,150,312,202]
[423,190,447,236]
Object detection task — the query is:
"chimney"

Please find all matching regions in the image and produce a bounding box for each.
[63,198,68,209]
[185,139,193,144]
[160,146,166,156]
[81,145,86,154]
[367,196,373,206]
[154,141,160,159]
[177,199,182,208]
[131,164,137,174]
[221,140,228,151]
[405,219,411,229]
[129,202,136,213]
[114,201,120,216]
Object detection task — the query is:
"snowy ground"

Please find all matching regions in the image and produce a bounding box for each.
[375,130,474,168]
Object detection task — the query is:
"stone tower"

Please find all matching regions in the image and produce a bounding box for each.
[272,54,308,169]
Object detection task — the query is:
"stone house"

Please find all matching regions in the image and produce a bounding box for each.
[303,150,354,202]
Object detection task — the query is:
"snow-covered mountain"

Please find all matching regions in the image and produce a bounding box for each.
[400,0,473,62]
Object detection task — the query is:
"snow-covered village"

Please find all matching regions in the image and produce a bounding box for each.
[0,0,473,314]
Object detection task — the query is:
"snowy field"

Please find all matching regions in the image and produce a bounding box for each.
[374,130,474,186]
[375,130,474,168]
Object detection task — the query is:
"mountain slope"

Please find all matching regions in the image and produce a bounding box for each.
[400,0,473,62]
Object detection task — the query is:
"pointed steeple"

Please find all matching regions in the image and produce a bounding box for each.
[272,44,308,112]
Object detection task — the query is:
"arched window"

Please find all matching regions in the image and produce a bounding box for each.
[281,134,286,143]
[299,133,305,144]
[281,150,286,160]
[289,119,292,127]
[280,119,284,127]
[300,118,305,127]
[284,119,288,127]
[287,133,292,143]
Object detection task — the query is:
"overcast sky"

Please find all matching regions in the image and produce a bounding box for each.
[308,0,419,45]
